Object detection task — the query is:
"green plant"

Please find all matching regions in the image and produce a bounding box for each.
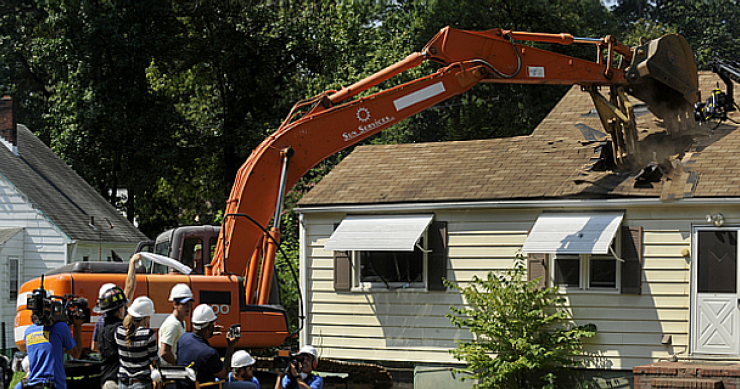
[445,254,596,389]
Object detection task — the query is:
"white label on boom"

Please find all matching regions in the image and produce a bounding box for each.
[393,82,446,111]
[528,67,545,78]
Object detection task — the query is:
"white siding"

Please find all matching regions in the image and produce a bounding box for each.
[1,177,68,350]
[300,204,732,370]
[0,229,23,350]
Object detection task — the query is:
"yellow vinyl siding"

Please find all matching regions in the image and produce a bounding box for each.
[302,206,697,368]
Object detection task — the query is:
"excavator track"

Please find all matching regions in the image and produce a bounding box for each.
[253,357,393,389]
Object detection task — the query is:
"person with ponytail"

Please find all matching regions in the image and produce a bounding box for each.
[115,296,159,389]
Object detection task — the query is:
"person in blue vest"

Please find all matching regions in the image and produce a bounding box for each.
[24,291,83,389]
[224,351,258,389]
[273,346,323,389]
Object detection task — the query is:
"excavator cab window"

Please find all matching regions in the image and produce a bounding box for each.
[145,241,170,274]
[209,237,217,265]
[181,238,203,274]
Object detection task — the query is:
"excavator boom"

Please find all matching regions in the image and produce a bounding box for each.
[209,26,700,311]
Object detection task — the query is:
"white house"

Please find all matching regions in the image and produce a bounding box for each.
[0,97,147,352]
[294,72,740,387]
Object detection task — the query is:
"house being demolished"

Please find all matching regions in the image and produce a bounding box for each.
[294,71,740,387]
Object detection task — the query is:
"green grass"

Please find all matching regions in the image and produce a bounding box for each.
[9,372,25,389]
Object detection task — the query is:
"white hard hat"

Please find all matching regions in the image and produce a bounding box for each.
[191,304,217,329]
[298,345,318,359]
[127,296,155,318]
[98,283,117,298]
[168,283,194,302]
[231,350,255,368]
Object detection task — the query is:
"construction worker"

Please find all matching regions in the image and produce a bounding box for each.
[274,346,323,389]
[159,284,194,366]
[24,291,83,389]
[95,286,129,389]
[91,282,117,352]
[176,304,238,389]
[116,296,159,389]
[224,351,259,389]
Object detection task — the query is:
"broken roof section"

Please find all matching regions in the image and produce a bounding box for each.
[298,71,740,207]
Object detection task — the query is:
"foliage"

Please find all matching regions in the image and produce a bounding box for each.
[655,0,740,69]
[445,255,596,389]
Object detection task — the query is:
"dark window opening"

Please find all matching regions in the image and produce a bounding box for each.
[554,255,580,287]
[590,255,617,288]
[359,236,425,286]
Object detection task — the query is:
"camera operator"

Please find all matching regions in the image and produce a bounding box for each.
[23,291,83,389]
[176,304,238,389]
[274,346,323,389]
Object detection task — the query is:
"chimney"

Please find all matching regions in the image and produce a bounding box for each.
[0,96,18,154]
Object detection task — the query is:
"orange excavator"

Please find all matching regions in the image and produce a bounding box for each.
[15,27,700,353]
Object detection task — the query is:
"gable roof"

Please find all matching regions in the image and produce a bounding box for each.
[299,71,740,207]
[0,227,23,245]
[0,125,147,243]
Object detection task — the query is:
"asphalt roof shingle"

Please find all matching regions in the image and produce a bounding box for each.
[299,72,740,207]
[0,125,147,242]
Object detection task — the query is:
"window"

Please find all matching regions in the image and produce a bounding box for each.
[209,237,218,261]
[551,234,620,291]
[552,252,619,290]
[9,257,19,300]
[354,232,427,290]
[333,218,448,292]
[181,237,203,273]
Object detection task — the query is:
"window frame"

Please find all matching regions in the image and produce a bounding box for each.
[8,256,19,301]
[351,230,429,292]
[549,231,622,293]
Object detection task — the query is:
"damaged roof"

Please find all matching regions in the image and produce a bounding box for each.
[298,72,740,207]
[0,125,147,243]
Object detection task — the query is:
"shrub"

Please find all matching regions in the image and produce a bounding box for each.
[445,254,596,389]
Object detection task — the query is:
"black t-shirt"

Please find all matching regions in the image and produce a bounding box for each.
[98,314,124,383]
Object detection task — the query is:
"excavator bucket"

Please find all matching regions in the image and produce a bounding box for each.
[625,34,700,132]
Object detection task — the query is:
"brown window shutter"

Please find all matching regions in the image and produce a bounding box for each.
[427,221,448,291]
[333,250,352,291]
[620,226,643,294]
[527,253,547,289]
[331,222,352,291]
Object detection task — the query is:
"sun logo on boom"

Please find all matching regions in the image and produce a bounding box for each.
[356,107,371,122]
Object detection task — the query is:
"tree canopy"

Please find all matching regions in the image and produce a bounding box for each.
[0,0,731,238]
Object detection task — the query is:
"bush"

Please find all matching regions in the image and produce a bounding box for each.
[445,255,596,389]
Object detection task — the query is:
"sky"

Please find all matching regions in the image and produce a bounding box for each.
[602,0,618,8]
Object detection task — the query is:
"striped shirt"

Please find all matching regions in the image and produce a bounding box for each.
[115,325,159,379]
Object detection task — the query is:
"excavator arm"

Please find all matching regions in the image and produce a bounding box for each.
[209,27,699,309]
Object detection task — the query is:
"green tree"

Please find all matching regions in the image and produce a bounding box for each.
[446,256,596,389]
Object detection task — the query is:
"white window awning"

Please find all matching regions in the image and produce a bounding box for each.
[324,214,434,252]
[522,212,624,254]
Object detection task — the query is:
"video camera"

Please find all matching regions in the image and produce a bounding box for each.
[273,349,306,373]
[27,275,89,326]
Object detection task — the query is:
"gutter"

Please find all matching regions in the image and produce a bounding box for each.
[295,197,740,214]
